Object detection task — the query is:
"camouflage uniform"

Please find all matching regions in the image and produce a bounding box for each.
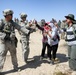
[19,13,35,63]
[0,9,29,72]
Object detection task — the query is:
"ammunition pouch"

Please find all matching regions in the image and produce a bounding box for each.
[0,32,6,40]
[4,32,18,47]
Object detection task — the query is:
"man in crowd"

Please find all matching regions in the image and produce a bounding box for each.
[0,9,30,73]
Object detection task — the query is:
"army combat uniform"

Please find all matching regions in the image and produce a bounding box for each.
[0,9,30,72]
[19,13,35,63]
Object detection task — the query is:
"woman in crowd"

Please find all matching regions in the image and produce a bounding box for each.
[36,23,50,60]
[46,23,60,64]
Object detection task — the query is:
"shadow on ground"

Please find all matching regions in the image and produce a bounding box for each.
[2,55,49,74]
[2,53,68,75]
[56,53,68,63]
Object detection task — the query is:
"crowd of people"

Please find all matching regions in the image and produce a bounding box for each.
[0,9,76,74]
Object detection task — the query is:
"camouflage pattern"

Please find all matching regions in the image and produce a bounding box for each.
[19,20,35,63]
[19,13,36,63]
[0,9,30,72]
[0,19,18,71]
[20,12,27,18]
[3,9,13,16]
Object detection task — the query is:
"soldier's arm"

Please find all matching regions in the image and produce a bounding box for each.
[25,23,36,33]
[25,22,34,28]
[13,22,30,35]
[0,19,3,30]
[25,23,30,28]
[0,19,6,39]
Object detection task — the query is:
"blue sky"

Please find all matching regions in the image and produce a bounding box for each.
[0,0,76,22]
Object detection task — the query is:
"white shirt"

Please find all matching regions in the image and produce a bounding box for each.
[47,31,59,46]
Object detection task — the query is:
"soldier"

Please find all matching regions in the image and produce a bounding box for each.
[0,9,30,73]
[19,12,35,63]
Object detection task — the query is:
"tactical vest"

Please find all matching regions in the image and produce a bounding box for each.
[0,19,15,41]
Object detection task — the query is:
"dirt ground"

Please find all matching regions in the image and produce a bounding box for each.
[2,30,70,75]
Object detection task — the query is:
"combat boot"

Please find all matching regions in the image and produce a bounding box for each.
[13,66,18,71]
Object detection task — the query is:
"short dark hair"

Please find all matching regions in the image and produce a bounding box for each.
[44,23,48,26]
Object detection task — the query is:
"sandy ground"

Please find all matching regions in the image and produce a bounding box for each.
[2,30,70,75]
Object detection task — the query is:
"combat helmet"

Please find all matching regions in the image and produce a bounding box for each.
[20,12,27,18]
[3,9,13,16]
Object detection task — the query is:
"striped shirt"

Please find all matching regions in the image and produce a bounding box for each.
[66,24,76,46]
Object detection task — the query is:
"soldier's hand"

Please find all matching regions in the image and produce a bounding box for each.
[29,22,32,27]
